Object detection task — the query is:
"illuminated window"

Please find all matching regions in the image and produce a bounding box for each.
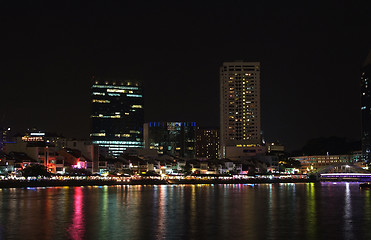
[92,85,138,90]
[131,105,143,108]
[92,92,105,96]
[92,99,110,103]
[107,89,127,93]
[91,114,121,118]
[90,133,106,137]
[127,94,142,98]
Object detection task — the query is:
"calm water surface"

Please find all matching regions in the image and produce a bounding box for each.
[0,183,370,240]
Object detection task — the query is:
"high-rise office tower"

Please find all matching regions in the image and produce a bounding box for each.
[220,61,261,158]
[143,122,196,158]
[90,79,144,156]
[361,51,371,163]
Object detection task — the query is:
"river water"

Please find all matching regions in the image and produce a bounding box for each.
[0,183,370,240]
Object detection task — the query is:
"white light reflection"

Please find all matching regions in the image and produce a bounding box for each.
[156,185,167,239]
[344,183,353,240]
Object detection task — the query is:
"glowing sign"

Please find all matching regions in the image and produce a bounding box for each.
[22,136,43,142]
[30,133,45,136]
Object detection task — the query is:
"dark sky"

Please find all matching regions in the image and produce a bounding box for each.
[1,0,371,151]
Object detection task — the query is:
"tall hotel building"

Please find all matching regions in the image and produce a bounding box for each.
[90,79,144,156]
[220,61,262,159]
[361,51,371,162]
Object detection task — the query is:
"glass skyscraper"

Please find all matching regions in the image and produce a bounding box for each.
[144,122,197,159]
[361,51,371,163]
[90,79,144,156]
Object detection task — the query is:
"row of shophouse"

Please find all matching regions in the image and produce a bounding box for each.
[0,150,247,177]
[1,130,368,177]
[0,131,249,176]
[105,156,245,175]
[0,131,101,175]
[0,128,284,176]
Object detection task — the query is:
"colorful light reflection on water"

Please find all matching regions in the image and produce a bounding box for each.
[0,183,370,239]
[67,187,85,239]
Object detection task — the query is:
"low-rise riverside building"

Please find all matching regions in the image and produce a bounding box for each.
[184,159,243,175]
[292,155,356,173]
[6,152,39,170]
[3,130,101,174]
[64,140,100,173]
[5,141,64,174]
[0,151,15,175]
[58,148,96,174]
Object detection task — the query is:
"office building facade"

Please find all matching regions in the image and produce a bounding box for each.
[144,122,196,159]
[91,79,144,156]
[220,61,261,158]
[195,128,220,159]
[0,127,12,151]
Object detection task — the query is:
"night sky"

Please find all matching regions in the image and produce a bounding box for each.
[1,1,371,151]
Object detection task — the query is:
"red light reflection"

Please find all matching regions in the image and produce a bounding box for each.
[67,187,85,239]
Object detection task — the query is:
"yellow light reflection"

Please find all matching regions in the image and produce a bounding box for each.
[306,183,317,238]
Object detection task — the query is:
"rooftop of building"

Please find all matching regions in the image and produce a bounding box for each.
[196,127,219,131]
[26,142,55,148]
[92,77,142,86]
[63,148,82,158]
[13,131,65,138]
[147,122,197,127]
[222,61,260,66]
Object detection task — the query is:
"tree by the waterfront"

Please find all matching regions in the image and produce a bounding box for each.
[181,163,192,175]
[22,164,51,177]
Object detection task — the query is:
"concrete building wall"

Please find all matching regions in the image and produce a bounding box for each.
[225,145,266,161]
